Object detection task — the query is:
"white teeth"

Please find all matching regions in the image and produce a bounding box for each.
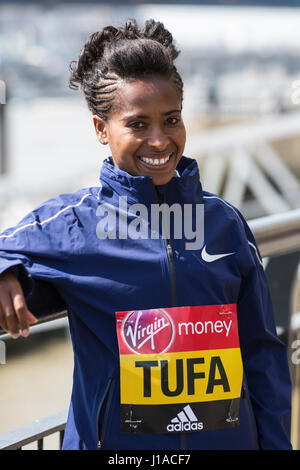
[140,154,171,165]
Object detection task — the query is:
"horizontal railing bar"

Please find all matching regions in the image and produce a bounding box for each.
[23,310,67,327]
[249,208,300,234]
[0,410,68,450]
[0,311,67,338]
[185,111,300,154]
[248,208,300,257]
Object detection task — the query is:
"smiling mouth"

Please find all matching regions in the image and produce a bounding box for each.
[138,152,174,168]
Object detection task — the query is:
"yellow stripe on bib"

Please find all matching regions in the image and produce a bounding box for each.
[120,348,243,405]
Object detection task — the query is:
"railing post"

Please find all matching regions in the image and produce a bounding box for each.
[59,430,65,450]
[37,439,43,450]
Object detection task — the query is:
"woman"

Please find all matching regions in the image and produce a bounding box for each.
[0,19,292,450]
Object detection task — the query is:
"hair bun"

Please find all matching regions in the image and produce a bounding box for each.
[69,18,183,119]
[123,19,139,39]
[141,19,179,60]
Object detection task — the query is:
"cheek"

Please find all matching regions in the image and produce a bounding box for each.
[109,126,139,148]
[108,132,141,168]
[174,125,186,148]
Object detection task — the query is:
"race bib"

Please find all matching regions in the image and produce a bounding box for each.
[116,304,243,434]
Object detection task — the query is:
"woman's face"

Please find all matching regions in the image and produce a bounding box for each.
[93,76,186,186]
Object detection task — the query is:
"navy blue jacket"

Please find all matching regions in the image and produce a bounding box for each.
[0,156,292,450]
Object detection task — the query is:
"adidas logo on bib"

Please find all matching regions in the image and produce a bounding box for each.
[166,405,204,433]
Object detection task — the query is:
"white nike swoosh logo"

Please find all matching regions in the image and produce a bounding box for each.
[201,245,235,262]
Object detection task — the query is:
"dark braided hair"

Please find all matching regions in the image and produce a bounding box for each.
[68,19,184,121]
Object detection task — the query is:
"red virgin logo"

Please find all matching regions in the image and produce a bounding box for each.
[122,309,174,354]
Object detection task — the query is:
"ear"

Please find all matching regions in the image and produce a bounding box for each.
[93,115,109,145]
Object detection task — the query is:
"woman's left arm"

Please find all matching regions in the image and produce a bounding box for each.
[236,217,293,450]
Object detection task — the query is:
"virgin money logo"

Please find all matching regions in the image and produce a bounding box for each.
[122,309,174,354]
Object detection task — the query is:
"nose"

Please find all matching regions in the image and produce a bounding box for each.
[147,125,170,151]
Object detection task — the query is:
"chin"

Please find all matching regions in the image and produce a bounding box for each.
[152,175,173,186]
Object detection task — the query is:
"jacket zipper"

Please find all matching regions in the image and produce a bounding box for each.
[152,186,178,307]
[96,378,116,450]
[162,193,178,308]
[152,186,186,450]
[242,381,257,450]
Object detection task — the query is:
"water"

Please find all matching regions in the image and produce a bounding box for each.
[0,327,73,449]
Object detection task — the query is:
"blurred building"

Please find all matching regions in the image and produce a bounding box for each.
[0,2,300,227]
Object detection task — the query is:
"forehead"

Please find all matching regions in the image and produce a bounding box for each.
[112,76,181,117]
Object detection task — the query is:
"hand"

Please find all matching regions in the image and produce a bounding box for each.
[0,271,38,338]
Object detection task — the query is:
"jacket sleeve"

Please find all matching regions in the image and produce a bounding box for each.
[0,196,72,317]
[236,214,292,449]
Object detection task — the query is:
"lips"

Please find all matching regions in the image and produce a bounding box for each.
[138,152,174,169]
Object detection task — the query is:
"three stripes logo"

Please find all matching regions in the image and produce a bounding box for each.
[166,405,203,433]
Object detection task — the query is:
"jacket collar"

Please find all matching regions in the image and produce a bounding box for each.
[99,155,203,205]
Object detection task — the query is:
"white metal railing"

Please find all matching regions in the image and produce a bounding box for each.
[185,111,300,217]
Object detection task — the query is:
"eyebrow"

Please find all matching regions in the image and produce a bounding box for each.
[121,109,182,121]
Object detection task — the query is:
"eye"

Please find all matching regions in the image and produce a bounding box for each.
[166,117,180,126]
[128,121,146,130]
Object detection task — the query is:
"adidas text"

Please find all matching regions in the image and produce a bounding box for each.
[166,421,203,432]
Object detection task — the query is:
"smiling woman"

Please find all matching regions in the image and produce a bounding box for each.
[0,18,293,451]
[92,76,186,186]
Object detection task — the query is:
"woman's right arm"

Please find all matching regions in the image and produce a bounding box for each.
[0,193,79,339]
